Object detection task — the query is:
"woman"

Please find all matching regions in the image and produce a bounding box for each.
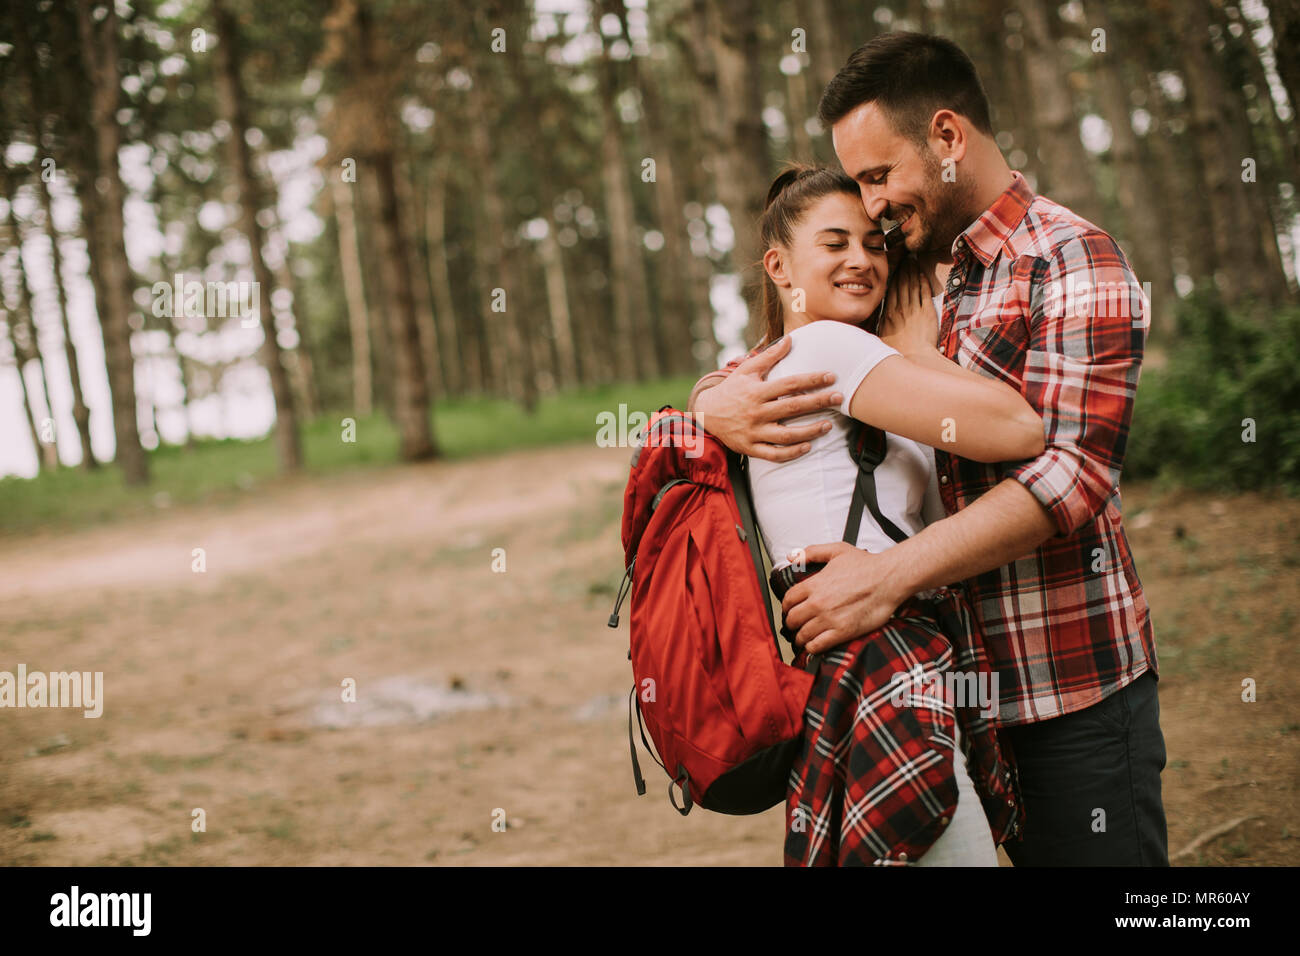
[745,164,1040,866]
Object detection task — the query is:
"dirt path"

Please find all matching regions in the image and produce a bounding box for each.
[0,443,1296,865]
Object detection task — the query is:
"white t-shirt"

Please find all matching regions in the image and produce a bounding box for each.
[747,318,946,571]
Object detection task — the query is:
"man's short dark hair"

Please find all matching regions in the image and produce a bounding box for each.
[818,31,994,144]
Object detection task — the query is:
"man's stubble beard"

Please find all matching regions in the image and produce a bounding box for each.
[913,146,977,256]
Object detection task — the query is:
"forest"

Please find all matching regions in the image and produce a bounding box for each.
[0,0,1296,491]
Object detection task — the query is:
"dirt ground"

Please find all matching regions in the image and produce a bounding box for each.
[0,442,1296,865]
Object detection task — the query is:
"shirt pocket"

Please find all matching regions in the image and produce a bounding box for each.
[955,317,1029,385]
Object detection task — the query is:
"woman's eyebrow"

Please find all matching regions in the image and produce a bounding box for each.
[814,227,884,237]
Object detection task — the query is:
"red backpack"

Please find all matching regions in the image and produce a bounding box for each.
[608,407,815,815]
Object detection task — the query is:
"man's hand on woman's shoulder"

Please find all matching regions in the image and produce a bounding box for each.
[689,336,842,462]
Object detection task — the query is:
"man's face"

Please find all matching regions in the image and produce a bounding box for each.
[831,101,970,255]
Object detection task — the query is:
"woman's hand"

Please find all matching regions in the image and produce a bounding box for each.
[878,258,938,356]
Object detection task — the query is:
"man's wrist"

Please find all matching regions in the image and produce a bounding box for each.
[880,542,925,609]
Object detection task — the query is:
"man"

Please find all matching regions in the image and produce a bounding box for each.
[688,32,1166,866]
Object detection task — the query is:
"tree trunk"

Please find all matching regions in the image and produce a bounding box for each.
[36,172,97,467]
[211,0,303,471]
[357,172,395,414]
[1083,0,1178,330]
[1269,0,1300,128]
[2,318,45,473]
[1208,0,1295,299]
[352,0,438,456]
[397,147,443,400]
[266,215,321,421]
[616,0,702,377]
[1017,0,1104,223]
[467,5,535,410]
[2,178,58,472]
[425,153,471,396]
[18,11,97,468]
[73,0,149,484]
[596,5,657,382]
[332,177,373,416]
[159,250,197,449]
[3,176,61,472]
[694,0,771,342]
[1176,0,1277,304]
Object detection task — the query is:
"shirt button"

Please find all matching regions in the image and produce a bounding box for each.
[897,851,908,862]
[940,816,950,826]
[939,475,949,485]
[1007,798,1016,807]
[948,275,961,289]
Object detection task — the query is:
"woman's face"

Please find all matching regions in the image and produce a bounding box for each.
[765,191,890,328]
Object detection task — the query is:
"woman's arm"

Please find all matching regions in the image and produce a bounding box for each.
[852,259,1044,463]
[848,354,1043,462]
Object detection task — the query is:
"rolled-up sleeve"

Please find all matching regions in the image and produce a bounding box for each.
[1007,232,1147,536]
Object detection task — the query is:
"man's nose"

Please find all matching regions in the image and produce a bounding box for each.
[862,190,889,222]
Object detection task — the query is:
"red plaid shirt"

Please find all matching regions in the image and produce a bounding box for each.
[699,171,1157,726]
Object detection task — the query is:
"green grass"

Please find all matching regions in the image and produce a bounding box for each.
[0,376,697,536]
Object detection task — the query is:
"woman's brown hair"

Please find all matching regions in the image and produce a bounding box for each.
[755,162,864,349]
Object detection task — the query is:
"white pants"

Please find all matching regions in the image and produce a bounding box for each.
[914,725,999,867]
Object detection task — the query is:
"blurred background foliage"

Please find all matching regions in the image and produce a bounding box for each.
[0,0,1297,523]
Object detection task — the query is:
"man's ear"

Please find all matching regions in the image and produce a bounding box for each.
[928,108,967,164]
[763,247,791,288]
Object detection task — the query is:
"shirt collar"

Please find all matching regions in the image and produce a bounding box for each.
[954,170,1035,268]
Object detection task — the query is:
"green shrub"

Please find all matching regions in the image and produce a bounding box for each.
[1126,294,1300,492]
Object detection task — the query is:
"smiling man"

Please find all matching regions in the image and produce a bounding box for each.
[688,31,1166,867]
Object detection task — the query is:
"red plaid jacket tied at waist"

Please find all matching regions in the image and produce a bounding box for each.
[771,562,1024,865]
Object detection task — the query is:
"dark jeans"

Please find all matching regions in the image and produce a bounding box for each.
[1002,670,1169,866]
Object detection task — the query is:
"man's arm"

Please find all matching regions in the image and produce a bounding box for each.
[784,231,1148,652]
[783,481,1055,654]
[880,478,1056,598]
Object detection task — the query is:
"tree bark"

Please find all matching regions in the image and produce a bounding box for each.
[397,147,443,400]
[73,0,149,484]
[352,0,438,455]
[1082,0,1178,329]
[425,153,471,396]
[332,177,373,416]
[1017,0,1104,223]
[596,3,658,382]
[1176,0,1277,303]
[616,0,702,377]
[467,4,535,409]
[17,11,97,468]
[690,0,771,343]
[211,0,304,471]
[2,174,59,472]
[35,171,97,467]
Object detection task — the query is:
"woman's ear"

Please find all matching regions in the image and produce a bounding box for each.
[763,247,791,288]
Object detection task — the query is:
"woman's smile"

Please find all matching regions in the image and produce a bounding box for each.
[833,278,875,296]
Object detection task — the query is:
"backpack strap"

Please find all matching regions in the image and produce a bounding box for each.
[843,423,910,546]
[729,450,782,648]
